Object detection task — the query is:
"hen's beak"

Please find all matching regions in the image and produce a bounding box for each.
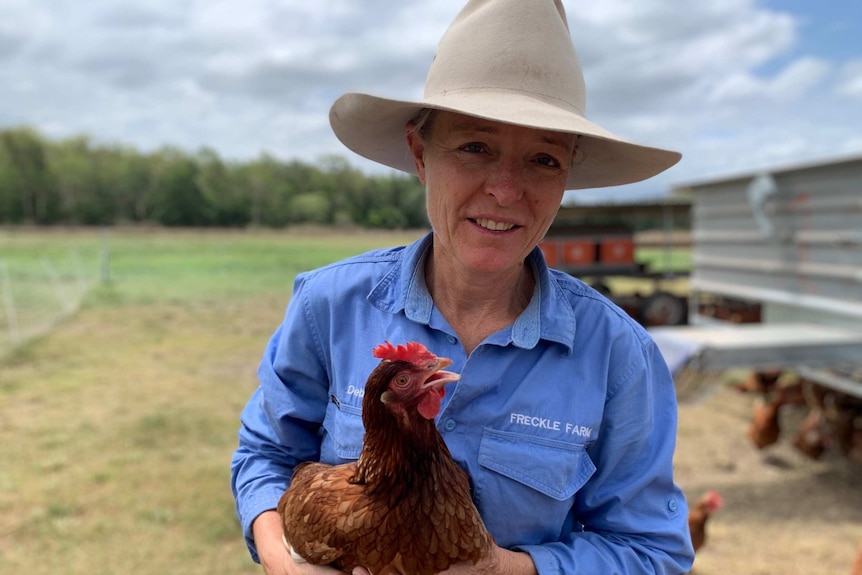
[423,357,460,391]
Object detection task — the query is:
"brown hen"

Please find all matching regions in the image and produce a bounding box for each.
[277,341,493,575]
[793,407,829,460]
[688,489,722,553]
[747,385,796,450]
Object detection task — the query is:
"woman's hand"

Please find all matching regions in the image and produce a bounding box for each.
[436,545,537,575]
[351,545,537,575]
[253,511,349,575]
[255,514,532,575]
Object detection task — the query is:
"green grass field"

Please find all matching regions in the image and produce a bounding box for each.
[0,227,689,574]
[0,227,425,575]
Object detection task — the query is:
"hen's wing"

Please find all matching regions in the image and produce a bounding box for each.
[278,462,396,572]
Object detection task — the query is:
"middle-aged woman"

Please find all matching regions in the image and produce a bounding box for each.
[232,1,696,574]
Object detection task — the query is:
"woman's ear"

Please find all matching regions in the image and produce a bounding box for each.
[405,123,427,185]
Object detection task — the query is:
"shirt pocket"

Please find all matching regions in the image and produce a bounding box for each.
[475,427,596,546]
[320,400,364,463]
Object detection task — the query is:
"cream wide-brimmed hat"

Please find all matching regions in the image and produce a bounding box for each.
[329,0,681,190]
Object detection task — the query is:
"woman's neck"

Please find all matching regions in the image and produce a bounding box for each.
[425,249,534,354]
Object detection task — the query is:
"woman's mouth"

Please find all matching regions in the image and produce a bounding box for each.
[472,218,517,232]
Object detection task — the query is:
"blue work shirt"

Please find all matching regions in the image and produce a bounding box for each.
[231,232,695,574]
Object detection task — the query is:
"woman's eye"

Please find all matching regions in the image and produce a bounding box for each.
[536,155,561,168]
[461,142,485,154]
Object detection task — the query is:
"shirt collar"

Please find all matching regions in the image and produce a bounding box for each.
[368,231,575,353]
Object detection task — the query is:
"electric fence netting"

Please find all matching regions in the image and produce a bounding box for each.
[0,250,92,359]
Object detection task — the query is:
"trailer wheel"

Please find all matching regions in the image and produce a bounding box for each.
[640,291,688,326]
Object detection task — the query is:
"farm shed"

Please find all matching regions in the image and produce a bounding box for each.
[650,154,862,401]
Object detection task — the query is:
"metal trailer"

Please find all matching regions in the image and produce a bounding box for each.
[649,154,862,403]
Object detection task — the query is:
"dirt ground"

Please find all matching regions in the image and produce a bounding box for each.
[673,376,862,575]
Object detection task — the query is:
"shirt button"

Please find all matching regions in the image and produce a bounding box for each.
[667,499,678,513]
[443,419,457,431]
[447,335,457,344]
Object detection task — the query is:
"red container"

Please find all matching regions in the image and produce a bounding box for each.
[562,239,595,266]
[539,241,559,267]
[599,237,634,265]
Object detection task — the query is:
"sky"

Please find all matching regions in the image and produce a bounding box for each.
[1,0,861,203]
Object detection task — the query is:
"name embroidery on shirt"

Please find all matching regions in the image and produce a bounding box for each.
[509,412,593,438]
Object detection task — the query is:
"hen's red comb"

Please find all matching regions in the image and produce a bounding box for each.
[373,341,436,363]
[706,490,723,510]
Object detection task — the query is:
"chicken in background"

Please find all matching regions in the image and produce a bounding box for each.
[793,407,830,460]
[851,542,862,575]
[791,379,834,459]
[795,378,862,462]
[278,341,493,575]
[732,369,783,395]
[747,389,788,449]
[823,391,862,462]
[745,378,811,450]
[687,489,723,554]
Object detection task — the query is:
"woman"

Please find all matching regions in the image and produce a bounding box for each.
[232,1,695,574]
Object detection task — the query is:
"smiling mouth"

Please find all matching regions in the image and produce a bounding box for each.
[472,218,517,232]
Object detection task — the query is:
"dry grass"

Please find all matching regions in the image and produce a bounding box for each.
[675,378,862,575]
[0,228,424,575]
[0,302,269,573]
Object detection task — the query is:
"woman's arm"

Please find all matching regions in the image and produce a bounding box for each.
[231,276,332,562]
[254,511,352,575]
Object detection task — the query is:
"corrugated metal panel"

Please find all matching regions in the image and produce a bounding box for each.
[651,322,862,372]
[650,322,862,400]
[677,156,862,320]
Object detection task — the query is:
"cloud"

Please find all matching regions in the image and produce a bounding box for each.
[836,60,862,99]
[0,0,860,200]
[0,22,26,61]
[707,57,831,104]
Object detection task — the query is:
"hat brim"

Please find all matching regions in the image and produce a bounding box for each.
[330,91,681,190]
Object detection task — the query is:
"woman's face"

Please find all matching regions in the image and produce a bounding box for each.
[407,111,575,275]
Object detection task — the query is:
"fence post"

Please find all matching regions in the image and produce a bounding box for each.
[0,259,21,347]
[42,257,75,315]
[101,237,111,284]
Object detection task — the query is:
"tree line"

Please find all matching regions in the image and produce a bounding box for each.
[0,127,429,229]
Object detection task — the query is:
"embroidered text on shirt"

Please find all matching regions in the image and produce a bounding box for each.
[509,412,593,438]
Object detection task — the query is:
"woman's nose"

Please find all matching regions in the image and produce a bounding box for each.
[485,158,525,206]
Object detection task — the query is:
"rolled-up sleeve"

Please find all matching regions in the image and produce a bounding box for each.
[230,275,330,561]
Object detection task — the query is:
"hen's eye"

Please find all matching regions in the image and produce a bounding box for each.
[395,374,409,387]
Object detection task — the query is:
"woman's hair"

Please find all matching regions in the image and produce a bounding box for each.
[409,108,438,141]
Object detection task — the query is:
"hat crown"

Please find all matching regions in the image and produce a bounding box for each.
[425,0,586,116]
[328,0,681,190]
